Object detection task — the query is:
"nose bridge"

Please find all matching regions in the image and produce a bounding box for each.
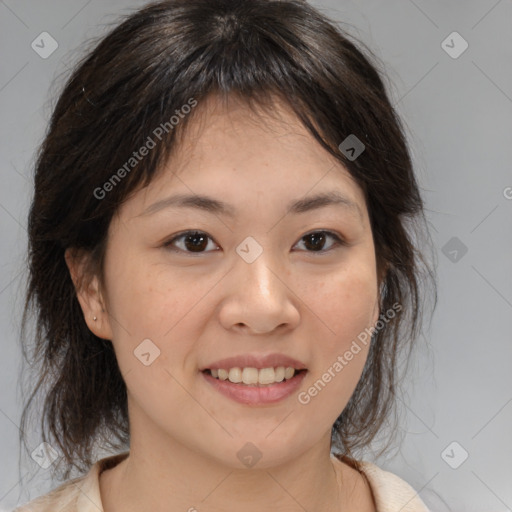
[234,240,280,298]
[230,247,291,333]
[217,236,301,334]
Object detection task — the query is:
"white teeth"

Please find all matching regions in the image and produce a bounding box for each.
[274,366,285,382]
[208,366,299,385]
[242,367,259,385]
[258,367,275,385]
[284,367,295,380]
[228,367,242,383]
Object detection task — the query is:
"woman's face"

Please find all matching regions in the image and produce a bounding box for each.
[74,95,380,468]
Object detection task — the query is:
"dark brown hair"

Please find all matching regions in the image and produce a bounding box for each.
[19,0,436,481]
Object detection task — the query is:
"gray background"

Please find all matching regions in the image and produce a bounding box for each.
[1,0,511,510]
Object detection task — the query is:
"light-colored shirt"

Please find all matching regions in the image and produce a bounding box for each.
[14,452,429,511]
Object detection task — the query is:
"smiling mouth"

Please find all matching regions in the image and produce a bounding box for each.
[202,367,307,387]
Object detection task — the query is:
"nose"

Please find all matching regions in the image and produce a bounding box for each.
[218,250,300,335]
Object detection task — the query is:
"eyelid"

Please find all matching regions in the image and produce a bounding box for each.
[294,229,346,252]
[163,230,220,255]
[163,229,346,255]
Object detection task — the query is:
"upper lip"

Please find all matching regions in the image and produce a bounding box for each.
[200,353,307,371]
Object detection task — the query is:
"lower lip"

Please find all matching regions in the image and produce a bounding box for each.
[201,370,307,405]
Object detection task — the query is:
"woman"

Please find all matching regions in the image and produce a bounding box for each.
[16,0,436,510]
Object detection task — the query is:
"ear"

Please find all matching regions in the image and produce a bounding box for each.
[64,247,113,340]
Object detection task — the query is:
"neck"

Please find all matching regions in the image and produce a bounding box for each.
[100,431,342,512]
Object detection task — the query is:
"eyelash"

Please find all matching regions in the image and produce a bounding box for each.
[163,229,346,256]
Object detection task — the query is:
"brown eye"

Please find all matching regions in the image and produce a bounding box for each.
[183,232,209,252]
[294,230,344,253]
[303,232,327,251]
[165,231,218,254]
[164,229,344,256]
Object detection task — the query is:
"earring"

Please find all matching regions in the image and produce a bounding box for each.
[93,316,97,321]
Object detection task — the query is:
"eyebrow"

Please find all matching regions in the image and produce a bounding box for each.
[139,191,363,220]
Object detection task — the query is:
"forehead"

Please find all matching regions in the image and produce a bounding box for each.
[164,94,358,183]
[118,93,367,222]
[174,93,323,162]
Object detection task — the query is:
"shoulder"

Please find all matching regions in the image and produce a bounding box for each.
[358,460,430,512]
[12,476,86,512]
[12,453,129,512]
[331,456,430,512]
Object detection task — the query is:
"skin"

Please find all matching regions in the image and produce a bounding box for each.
[66,94,380,512]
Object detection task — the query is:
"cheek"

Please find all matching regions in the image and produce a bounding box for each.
[296,270,376,421]
[102,262,194,409]
[104,255,181,332]
[304,264,378,347]
[103,256,204,376]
